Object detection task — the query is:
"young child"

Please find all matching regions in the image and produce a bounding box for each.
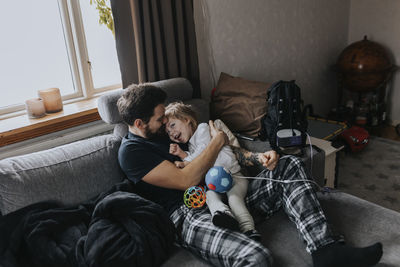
[165,102,260,241]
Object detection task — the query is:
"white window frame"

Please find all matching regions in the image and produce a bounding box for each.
[0,0,121,118]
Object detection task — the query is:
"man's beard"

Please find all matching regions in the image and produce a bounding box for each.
[144,124,166,139]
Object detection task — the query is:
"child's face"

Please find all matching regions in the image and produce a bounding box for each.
[166,117,193,143]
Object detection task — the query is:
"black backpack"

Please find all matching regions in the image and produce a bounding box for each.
[259,80,308,153]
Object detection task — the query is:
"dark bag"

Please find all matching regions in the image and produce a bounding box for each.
[259,80,308,153]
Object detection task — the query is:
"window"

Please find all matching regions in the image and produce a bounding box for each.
[0,0,121,117]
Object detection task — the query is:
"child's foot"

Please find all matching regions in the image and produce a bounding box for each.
[244,229,262,242]
[312,241,383,267]
[212,211,240,231]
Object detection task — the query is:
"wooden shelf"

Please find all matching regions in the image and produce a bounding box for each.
[0,98,101,147]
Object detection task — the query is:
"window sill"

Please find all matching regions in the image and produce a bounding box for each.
[0,97,102,147]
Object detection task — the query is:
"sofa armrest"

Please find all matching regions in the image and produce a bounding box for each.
[0,134,125,215]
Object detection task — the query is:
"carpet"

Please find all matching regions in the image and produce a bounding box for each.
[337,136,400,212]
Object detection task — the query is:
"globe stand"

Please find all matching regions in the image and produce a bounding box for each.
[331,36,397,129]
[335,71,394,129]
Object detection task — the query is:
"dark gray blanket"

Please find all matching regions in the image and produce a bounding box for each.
[0,180,176,267]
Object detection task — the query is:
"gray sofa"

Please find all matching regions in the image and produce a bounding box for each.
[1,78,399,266]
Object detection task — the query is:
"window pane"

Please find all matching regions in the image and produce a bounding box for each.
[0,0,75,109]
[80,0,121,89]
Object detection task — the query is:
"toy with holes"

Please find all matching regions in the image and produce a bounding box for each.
[183,185,207,209]
[205,166,233,193]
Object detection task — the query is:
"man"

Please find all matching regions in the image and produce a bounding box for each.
[117,83,383,267]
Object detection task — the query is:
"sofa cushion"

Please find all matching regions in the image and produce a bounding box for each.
[210,72,270,137]
[183,98,209,124]
[162,191,400,266]
[105,97,210,140]
[97,77,209,139]
[0,134,125,215]
[98,78,194,125]
[97,89,125,124]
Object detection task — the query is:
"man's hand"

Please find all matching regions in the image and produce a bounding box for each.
[169,144,187,159]
[209,120,229,146]
[142,122,227,190]
[258,150,279,170]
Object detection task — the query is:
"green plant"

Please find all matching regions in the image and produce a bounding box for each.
[90,0,114,36]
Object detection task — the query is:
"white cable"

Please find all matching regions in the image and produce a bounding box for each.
[306,132,314,180]
[231,147,321,191]
[232,174,322,190]
[230,135,321,190]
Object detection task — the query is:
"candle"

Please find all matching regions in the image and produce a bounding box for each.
[38,88,63,113]
[25,98,46,119]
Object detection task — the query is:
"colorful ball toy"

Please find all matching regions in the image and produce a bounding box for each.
[205,166,233,193]
[183,186,206,209]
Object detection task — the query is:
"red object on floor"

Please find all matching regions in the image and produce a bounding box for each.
[340,126,369,152]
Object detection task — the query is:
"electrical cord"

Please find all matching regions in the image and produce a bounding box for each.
[233,175,323,192]
[231,135,335,193]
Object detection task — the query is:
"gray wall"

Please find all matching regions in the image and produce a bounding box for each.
[194,0,350,117]
[348,0,400,125]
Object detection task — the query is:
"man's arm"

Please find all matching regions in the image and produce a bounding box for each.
[230,146,260,167]
[142,121,228,191]
[231,146,279,171]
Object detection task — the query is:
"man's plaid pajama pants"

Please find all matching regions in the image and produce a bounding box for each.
[170,156,336,266]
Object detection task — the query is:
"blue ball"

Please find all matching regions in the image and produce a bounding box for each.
[205,166,233,193]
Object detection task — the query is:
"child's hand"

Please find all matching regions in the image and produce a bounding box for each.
[169,144,187,159]
[169,143,179,155]
[174,161,187,168]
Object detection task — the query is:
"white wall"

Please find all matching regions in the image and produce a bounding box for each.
[348,0,400,125]
[194,0,350,117]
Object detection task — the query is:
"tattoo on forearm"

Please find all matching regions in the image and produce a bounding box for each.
[231,146,260,167]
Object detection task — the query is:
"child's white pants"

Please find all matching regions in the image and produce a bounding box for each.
[206,172,255,232]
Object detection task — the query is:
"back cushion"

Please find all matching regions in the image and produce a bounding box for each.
[0,134,125,215]
[97,77,194,125]
[183,98,210,124]
[210,72,270,137]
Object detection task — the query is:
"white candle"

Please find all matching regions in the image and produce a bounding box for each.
[25,98,46,119]
[38,88,63,113]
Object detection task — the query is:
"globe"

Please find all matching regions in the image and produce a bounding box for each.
[335,36,393,93]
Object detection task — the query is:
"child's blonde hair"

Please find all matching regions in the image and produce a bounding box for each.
[165,102,198,132]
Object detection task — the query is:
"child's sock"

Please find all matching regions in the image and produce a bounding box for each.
[212,210,240,231]
[312,241,383,267]
[244,229,262,242]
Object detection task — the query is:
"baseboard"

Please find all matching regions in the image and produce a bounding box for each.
[0,121,114,160]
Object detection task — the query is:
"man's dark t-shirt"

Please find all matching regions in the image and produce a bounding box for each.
[118,132,184,214]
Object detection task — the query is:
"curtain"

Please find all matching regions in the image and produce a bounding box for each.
[111,0,200,98]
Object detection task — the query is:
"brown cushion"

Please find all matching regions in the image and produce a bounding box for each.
[210,72,270,137]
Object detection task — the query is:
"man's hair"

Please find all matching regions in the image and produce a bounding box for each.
[165,102,198,132]
[117,83,167,125]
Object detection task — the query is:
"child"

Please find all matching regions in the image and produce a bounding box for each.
[165,102,260,241]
